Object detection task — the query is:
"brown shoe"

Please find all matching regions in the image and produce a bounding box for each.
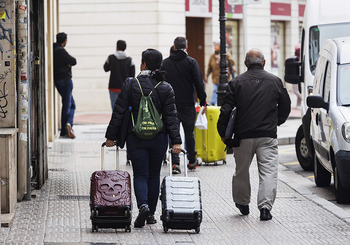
[66,123,76,139]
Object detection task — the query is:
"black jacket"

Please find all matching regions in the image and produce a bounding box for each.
[53,43,76,81]
[217,64,291,140]
[105,74,182,145]
[161,50,206,107]
[103,54,135,90]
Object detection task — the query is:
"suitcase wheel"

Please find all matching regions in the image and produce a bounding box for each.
[125,225,131,232]
[195,226,200,233]
[163,225,168,233]
[92,223,98,232]
[126,160,131,165]
[223,160,227,165]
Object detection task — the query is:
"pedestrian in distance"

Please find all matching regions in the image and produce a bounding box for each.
[53,32,77,139]
[161,36,207,174]
[217,48,291,221]
[205,40,236,106]
[105,48,182,228]
[104,40,135,110]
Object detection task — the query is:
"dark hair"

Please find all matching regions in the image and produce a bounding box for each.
[56,32,67,44]
[117,40,127,51]
[174,36,187,50]
[141,48,166,82]
[170,45,176,55]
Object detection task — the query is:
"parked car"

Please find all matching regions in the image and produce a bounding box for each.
[307,37,350,204]
[284,0,350,171]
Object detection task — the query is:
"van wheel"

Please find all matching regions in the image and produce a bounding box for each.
[334,166,350,204]
[314,155,331,187]
[295,126,313,171]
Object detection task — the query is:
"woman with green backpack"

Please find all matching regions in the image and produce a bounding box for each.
[105,49,182,228]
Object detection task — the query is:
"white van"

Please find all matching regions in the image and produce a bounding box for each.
[284,0,350,171]
[307,37,350,203]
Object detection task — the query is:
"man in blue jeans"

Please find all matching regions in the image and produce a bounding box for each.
[53,32,77,139]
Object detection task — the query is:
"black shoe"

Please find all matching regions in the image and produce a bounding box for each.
[146,215,157,224]
[188,160,198,170]
[260,208,272,221]
[235,203,249,215]
[172,164,181,174]
[134,204,150,228]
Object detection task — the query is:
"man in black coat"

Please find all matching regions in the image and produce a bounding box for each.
[217,49,291,221]
[53,32,77,139]
[104,40,135,110]
[162,36,207,174]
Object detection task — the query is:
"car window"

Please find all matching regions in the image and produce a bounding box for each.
[338,64,350,105]
[323,61,331,103]
[313,56,326,94]
[309,23,350,74]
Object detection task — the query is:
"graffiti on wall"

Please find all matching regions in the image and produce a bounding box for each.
[0,68,11,118]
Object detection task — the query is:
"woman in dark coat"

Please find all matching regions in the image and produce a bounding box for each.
[105,49,182,228]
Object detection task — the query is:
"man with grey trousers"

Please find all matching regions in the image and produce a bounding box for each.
[217,48,291,221]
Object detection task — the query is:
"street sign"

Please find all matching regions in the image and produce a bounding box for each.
[228,0,261,4]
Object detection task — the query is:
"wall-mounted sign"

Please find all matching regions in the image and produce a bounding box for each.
[186,0,212,17]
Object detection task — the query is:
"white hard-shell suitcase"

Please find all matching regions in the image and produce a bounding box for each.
[160,149,202,233]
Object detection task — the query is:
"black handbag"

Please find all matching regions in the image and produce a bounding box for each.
[116,106,131,149]
[116,78,133,149]
[224,107,237,139]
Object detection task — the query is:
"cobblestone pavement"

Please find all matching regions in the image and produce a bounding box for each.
[1,124,350,244]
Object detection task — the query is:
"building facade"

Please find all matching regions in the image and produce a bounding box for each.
[58,0,305,113]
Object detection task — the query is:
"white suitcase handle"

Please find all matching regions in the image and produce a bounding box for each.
[168,148,188,177]
[101,142,119,170]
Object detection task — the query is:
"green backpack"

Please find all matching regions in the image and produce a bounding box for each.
[131,77,164,139]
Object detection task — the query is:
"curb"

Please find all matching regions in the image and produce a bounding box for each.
[278,136,295,146]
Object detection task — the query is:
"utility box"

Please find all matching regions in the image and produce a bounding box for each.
[0,128,18,226]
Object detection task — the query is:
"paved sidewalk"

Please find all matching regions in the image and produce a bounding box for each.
[1,122,350,244]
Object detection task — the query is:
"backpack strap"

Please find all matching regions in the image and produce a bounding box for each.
[135,77,144,96]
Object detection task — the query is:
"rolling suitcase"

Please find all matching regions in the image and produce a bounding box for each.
[90,143,132,232]
[160,149,202,233]
[195,106,227,165]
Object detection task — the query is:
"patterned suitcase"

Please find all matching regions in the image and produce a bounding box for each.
[90,143,132,232]
[160,149,202,233]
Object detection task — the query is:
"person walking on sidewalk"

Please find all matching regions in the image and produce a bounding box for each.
[205,40,236,106]
[104,40,135,110]
[217,48,291,221]
[161,36,207,174]
[105,49,182,228]
[53,32,77,139]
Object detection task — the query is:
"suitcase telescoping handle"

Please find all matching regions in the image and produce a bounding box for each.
[101,142,119,171]
[168,148,187,177]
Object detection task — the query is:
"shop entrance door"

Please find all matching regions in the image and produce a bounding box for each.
[186,17,205,75]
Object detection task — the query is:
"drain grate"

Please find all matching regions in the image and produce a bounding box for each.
[57,195,90,200]
[49,168,67,172]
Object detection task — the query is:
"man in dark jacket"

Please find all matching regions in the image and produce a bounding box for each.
[161,36,207,174]
[217,49,291,221]
[104,40,135,109]
[53,32,77,139]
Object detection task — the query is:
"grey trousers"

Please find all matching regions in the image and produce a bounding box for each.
[232,137,278,211]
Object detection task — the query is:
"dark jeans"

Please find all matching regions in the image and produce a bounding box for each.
[54,79,76,136]
[126,132,168,215]
[170,105,197,164]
